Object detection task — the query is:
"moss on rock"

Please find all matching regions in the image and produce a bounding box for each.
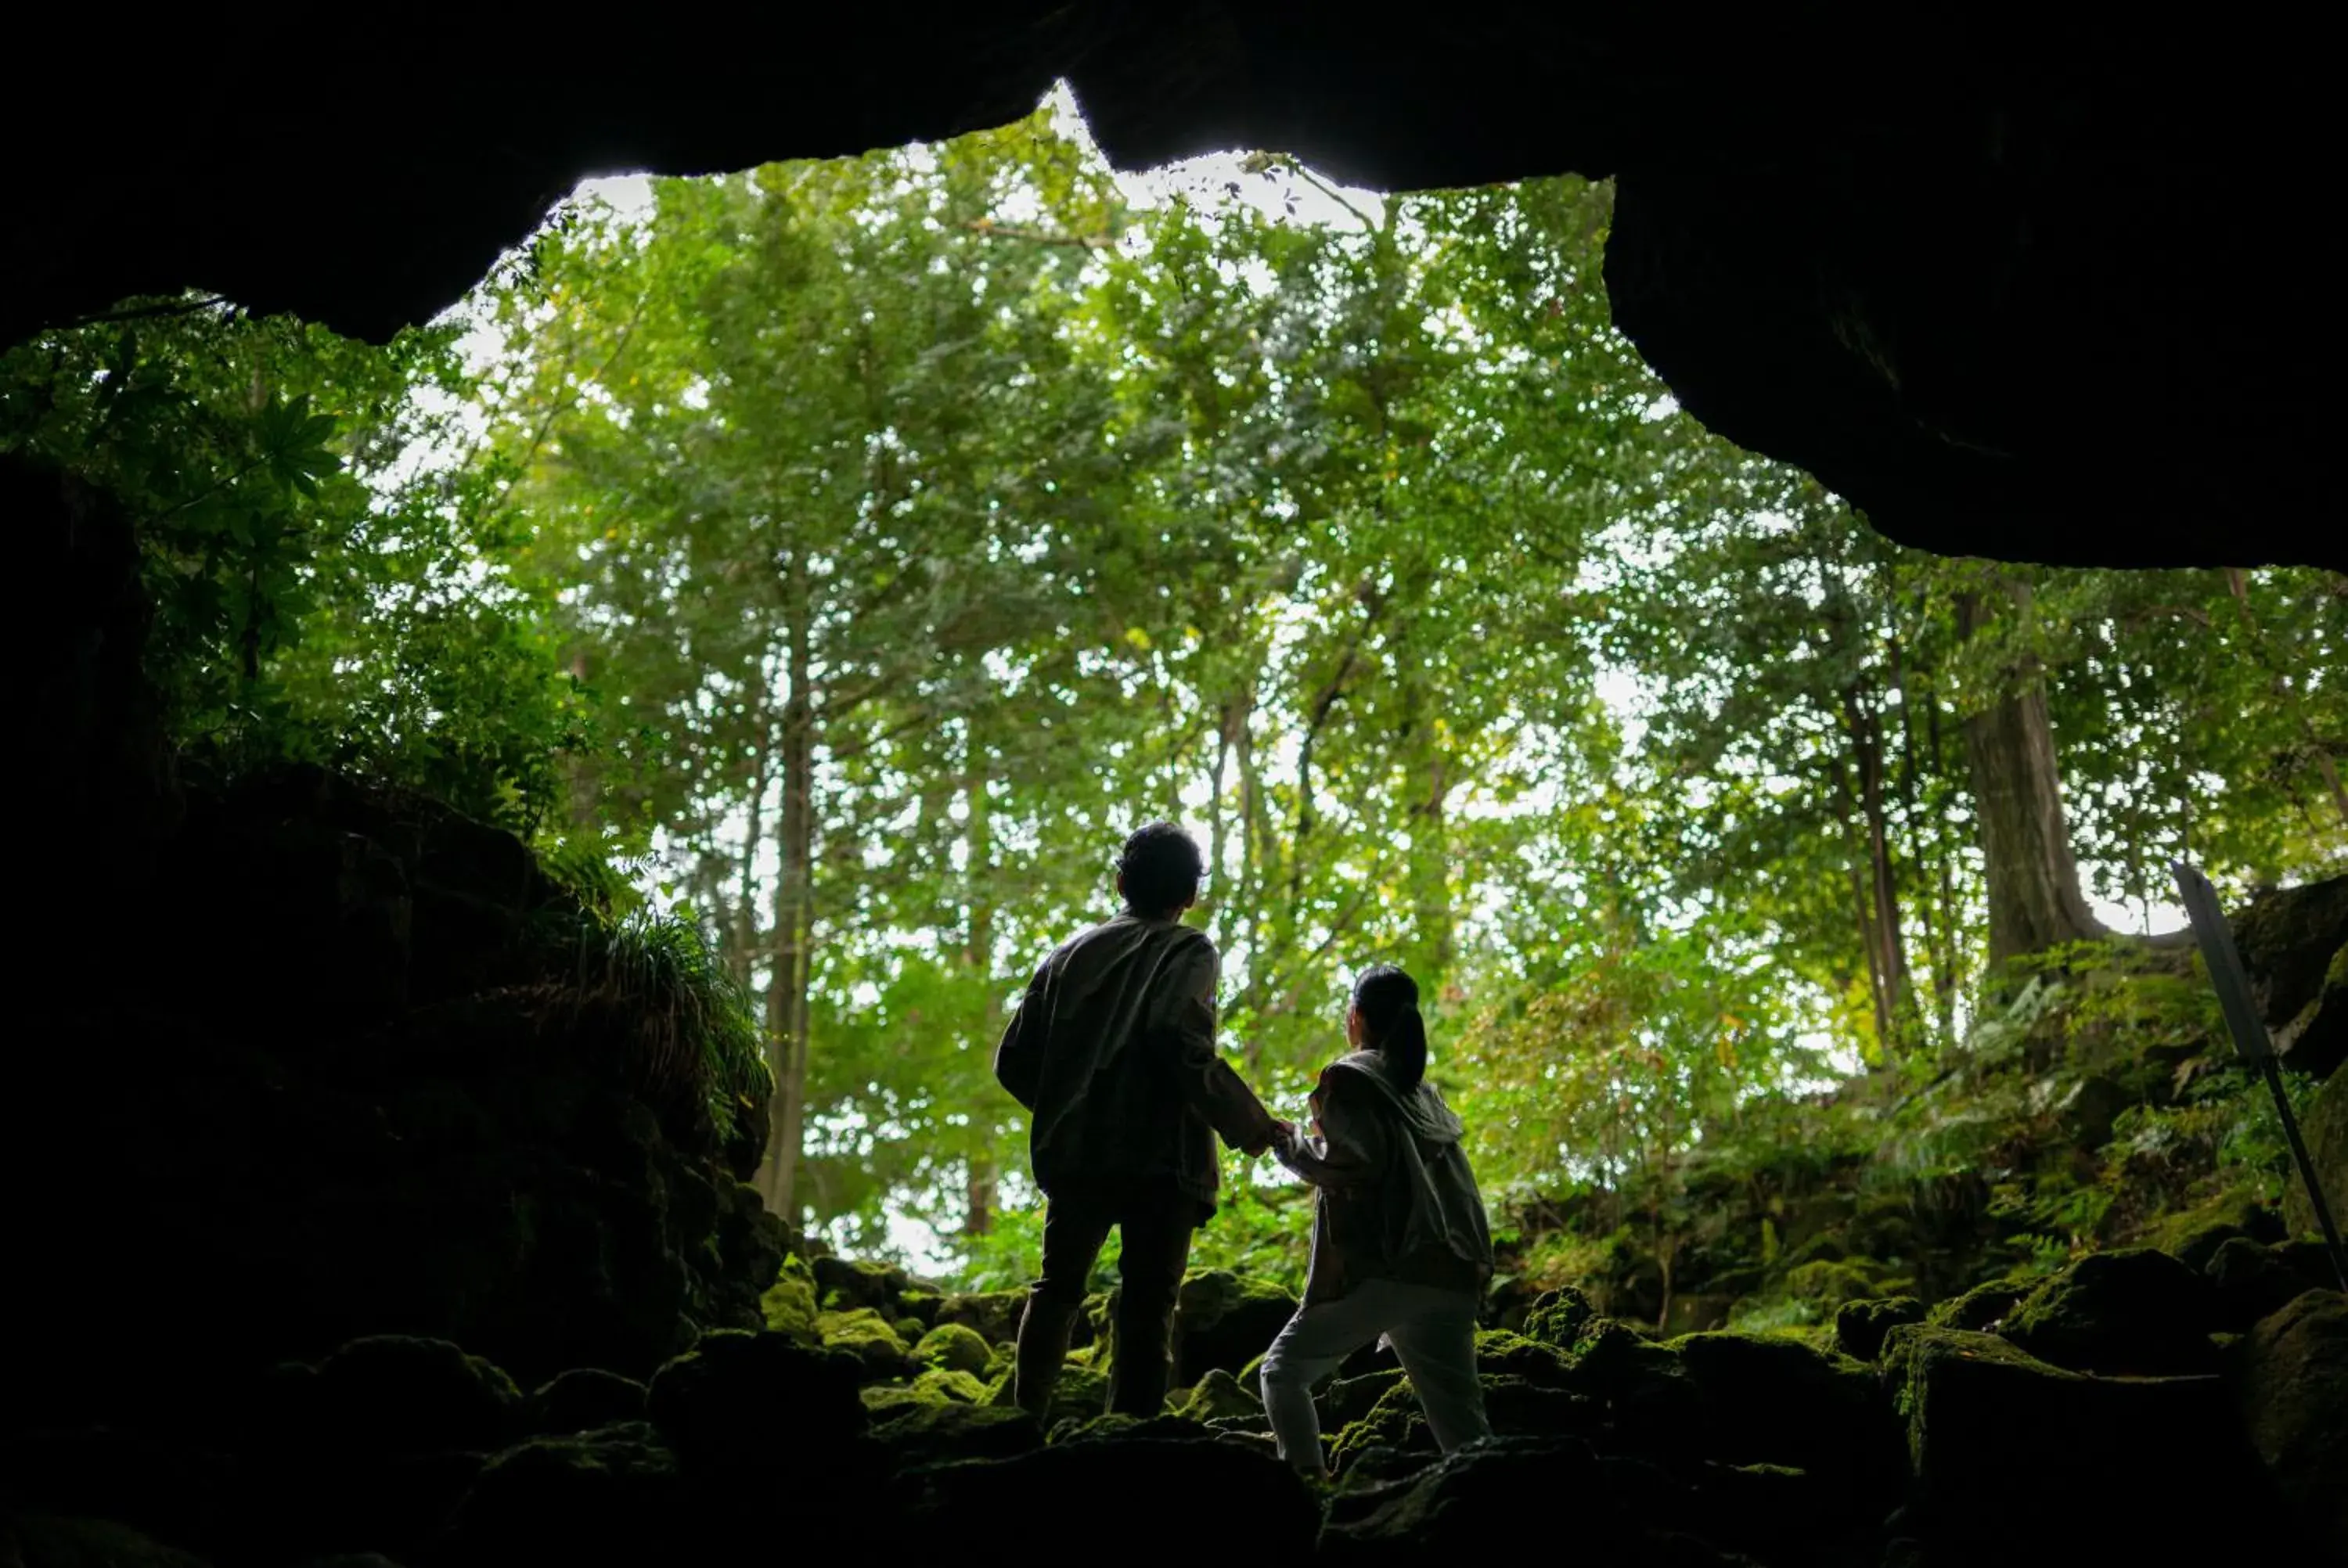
[283,1336,524,1458]
[525,1368,647,1434]
[2001,1247,2219,1376]
[912,1322,994,1377]
[1173,1271,1298,1384]
[1174,1368,1260,1422]
[440,1422,686,1567]
[1473,1329,1575,1388]
[1924,1275,2030,1332]
[646,1329,866,1465]
[815,1307,912,1379]
[758,1254,819,1343]
[935,1289,1026,1347]
[870,1401,1042,1466]
[1880,1322,2281,1561]
[1522,1285,1595,1349]
[2234,1288,2348,1548]
[1833,1296,1925,1361]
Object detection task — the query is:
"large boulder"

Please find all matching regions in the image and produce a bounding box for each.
[1924,1275,2030,1332]
[265,1336,523,1458]
[1662,1331,1903,1502]
[812,1254,910,1314]
[525,1368,648,1434]
[2001,1248,2220,1376]
[902,1436,1318,1554]
[1319,1437,1734,1564]
[1172,1271,1299,1385]
[870,1401,1042,1467]
[2231,874,2348,1079]
[2234,1289,2348,1550]
[438,1422,689,1567]
[644,1329,865,1467]
[814,1307,912,1379]
[2205,1238,2319,1333]
[934,1289,1026,1347]
[2282,1065,2347,1241]
[910,1322,993,1378]
[1522,1285,1597,1349]
[1880,1325,2286,1562]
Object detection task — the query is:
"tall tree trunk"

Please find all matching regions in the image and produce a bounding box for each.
[1957,584,2109,969]
[1842,685,1912,1052]
[760,566,818,1221]
[962,721,997,1239]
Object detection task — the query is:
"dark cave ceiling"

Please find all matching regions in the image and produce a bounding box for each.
[6,5,2335,568]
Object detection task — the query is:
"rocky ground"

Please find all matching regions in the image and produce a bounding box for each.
[4,757,2341,1566]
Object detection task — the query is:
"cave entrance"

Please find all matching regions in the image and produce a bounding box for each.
[8,83,2342,1290]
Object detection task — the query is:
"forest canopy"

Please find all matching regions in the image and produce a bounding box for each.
[8,93,2341,1300]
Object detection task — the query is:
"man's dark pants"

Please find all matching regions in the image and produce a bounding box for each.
[1014,1185,1197,1419]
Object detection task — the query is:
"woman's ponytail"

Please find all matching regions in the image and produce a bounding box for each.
[1352,964,1428,1092]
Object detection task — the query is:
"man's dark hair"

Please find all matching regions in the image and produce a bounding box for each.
[1117,822,1204,918]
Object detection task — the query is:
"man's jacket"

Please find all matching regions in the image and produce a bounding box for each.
[993,912,1273,1218]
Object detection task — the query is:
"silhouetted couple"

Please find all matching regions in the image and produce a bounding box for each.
[992,822,1495,1479]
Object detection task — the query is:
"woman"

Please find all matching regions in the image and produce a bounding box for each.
[1261,964,1495,1480]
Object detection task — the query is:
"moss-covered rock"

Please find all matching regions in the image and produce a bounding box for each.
[1833,1296,1925,1361]
[815,1307,912,1379]
[935,1289,1026,1347]
[279,1336,524,1458]
[860,1366,988,1417]
[812,1253,909,1315]
[2001,1246,2219,1375]
[2235,1289,2348,1549]
[1322,1368,1406,1430]
[870,1401,1042,1466]
[1472,1329,1575,1388]
[439,1422,687,1567]
[1173,1367,1261,1422]
[1784,1256,1911,1309]
[2282,1056,2346,1239]
[983,1359,1110,1427]
[1482,1374,1603,1440]
[2145,1185,2273,1271]
[910,1322,994,1377]
[898,1286,944,1328]
[1521,1284,1595,1348]
[645,1329,865,1466]
[1173,1270,1298,1384]
[1923,1275,2030,1332]
[903,1437,1319,1554]
[1327,1376,1438,1473]
[1880,1324,2281,1562]
[2205,1237,2317,1332]
[525,1368,647,1434]
[1664,1330,1900,1498]
[1319,1437,1704,1561]
[758,1254,819,1343]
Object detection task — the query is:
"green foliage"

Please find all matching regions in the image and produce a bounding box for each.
[560,910,773,1153]
[13,95,2336,1299]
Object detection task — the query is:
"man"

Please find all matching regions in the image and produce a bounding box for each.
[992,822,1279,1419]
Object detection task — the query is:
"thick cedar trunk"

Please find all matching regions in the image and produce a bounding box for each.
[760,568,817,1220]
[1958,585,2109,969]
